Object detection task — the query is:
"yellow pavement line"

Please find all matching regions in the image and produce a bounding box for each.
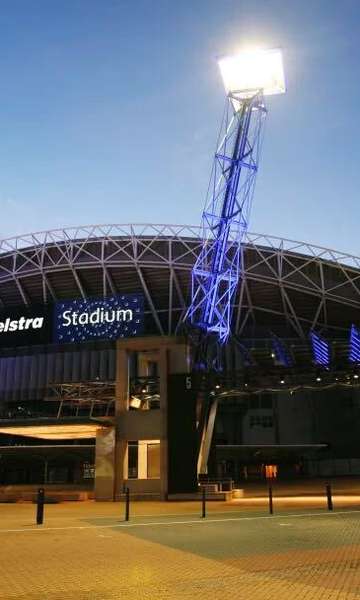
[0,508,359,534]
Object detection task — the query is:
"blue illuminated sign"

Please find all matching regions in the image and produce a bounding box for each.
[54,295,144,343]
[310,331,330,368]
[349,324,360,363]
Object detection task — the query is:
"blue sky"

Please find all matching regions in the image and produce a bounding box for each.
[1,0,360,255]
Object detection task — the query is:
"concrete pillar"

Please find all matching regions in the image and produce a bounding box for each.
[159,346,168,499]
[94,426,116,501]
[94,336,190,501]
[113,347,128,499]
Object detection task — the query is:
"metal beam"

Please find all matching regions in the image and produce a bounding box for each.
[71,268,86,299]
[14,277,29,307]
[136,266,164,335]
[198,398,219,475]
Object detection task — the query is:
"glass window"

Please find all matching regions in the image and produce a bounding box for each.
[249,397,260,410]
[250,415,273,428]
[147,443,160,479]
[128,442,138,479]
[261,395,273,409]
[147,361,158,377]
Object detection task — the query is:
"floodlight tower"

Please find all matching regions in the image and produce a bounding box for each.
[186,48,285,361]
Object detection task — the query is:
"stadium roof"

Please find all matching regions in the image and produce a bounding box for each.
[0,223,359,340]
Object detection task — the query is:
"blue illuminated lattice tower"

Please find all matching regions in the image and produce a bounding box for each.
[186,92,266,344]
[310,331,330,368]
[349,324,360,363]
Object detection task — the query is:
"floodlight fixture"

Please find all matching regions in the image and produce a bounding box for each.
[218,47,286,100]
[129,396,142,409]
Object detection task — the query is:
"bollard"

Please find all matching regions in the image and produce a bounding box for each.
[326,483,333,511]
[125,487,130,521]
[201,487,206,518]
[36,488,45,525]
[268,484,274,515]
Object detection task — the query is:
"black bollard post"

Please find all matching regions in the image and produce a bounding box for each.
[268,484,273,515]
[201,487,206,518]
[326,483,333,511]
[36,488,45,525]
[125,487,130,521]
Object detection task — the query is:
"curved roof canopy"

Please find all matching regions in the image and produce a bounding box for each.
[0,223,359,340]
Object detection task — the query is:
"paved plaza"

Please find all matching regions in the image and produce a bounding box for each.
[1,495,360,599]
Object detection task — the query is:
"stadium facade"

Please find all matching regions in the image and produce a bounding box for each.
[1,223,360,500]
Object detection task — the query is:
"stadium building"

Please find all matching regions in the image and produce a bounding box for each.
[0,223,360,500]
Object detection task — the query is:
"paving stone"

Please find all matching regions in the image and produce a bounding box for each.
[0,501,360,599]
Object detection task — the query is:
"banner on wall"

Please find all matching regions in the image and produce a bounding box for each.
[53,294,144,343]
[0,294,144,348]
[0,305,52,347]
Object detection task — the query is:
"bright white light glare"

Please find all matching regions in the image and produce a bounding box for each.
[218,48,286,98]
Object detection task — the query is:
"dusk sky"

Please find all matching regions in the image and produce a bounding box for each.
[1,1,360,255]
